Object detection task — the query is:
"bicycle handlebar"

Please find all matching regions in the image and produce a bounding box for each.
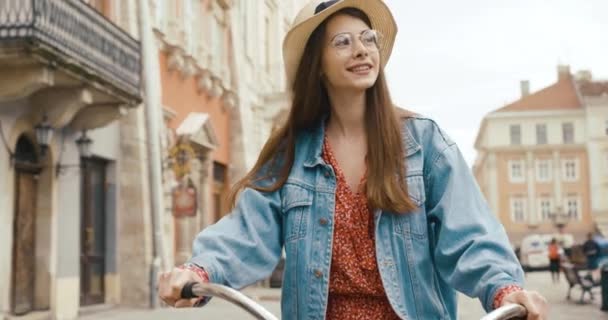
[181,282,527,320]
[181,282,279,320]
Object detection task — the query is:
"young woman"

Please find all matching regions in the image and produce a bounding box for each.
[159,1,548,319]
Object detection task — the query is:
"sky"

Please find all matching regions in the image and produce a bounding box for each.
[383,0,608,166]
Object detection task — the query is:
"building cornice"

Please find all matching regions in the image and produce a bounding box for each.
[486,109,585,119]
[479,144,587,153]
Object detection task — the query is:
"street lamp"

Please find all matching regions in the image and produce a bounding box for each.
[34,115,53,157]
[56,130,94,176]
[75,131,93,158]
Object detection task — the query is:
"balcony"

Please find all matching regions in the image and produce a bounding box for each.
[0,0,141,130]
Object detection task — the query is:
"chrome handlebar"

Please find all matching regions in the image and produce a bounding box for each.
[181,282,526,320]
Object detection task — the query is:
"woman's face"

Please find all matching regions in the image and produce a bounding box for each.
[321,14,381,93]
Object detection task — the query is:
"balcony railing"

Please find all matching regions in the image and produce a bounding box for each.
[0,0,141,100]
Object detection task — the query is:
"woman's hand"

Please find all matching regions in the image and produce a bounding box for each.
[158,267,206,308]
[501,290,548,320]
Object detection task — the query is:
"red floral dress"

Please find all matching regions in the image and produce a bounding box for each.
[322,135,401,320]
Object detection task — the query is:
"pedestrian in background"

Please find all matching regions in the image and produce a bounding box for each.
[582,232,601,283]
[158,0,548,319]
[547,238,561,283]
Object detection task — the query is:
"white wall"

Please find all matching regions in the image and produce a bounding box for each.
[585,102,608,213]
[232,0,309,172]
[0,113,15,314]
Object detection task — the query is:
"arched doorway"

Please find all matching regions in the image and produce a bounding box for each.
[11,135,42,315]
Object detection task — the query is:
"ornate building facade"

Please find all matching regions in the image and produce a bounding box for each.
[474,66,608,245]
[0,0,143,318]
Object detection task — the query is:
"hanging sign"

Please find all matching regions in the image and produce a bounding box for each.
[172,184,198,217]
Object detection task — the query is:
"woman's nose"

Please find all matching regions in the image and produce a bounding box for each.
[352,39,369,59]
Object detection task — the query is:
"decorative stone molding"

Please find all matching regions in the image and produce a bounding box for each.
[30,87,93,128]
[216,0,232,10]
[182,56,198,79]
[163,106,178,122]
[222,90,238,111]
[176,113,219,151]
[153,28,167,51]
[69,104,127,131]
[0,65,55,103]
[167,47,186,74]
[197,71,214,94]
[209,77,224,98]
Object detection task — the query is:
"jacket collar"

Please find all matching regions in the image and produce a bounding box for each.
[302,119,326,168]
[302,117,421,168]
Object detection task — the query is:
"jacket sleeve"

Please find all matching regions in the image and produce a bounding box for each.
[188,187,283,289]
[425,143,525,312]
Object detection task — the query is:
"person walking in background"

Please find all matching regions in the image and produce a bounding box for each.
[547,238,561,283]
[582,232,601,283]
[157,1,549,318]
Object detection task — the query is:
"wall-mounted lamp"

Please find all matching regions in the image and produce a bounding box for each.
[34,115,53,158]
[56,130,94,176]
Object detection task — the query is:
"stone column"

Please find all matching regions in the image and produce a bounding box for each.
[116,106,154,307]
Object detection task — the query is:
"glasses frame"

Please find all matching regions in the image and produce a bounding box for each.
[327,29,384,57]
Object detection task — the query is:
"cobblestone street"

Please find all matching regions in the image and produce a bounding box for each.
[78,271,608,319]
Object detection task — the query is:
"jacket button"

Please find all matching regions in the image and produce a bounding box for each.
[324,170,330,178]
[319,218,328,225]
[314,269,323,278]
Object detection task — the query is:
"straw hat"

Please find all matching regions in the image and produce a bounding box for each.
[282,0,398,88]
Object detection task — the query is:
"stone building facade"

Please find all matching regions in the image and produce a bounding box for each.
[0,0,144,318]
[474,66,608,245]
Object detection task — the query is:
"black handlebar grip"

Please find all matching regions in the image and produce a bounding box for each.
[180,282,198,299]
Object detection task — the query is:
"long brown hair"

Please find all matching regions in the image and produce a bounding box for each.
[228,8,417,214]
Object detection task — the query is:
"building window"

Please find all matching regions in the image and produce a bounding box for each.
[535,159,552,182]
[536,124,547,145]
[605,120,608,136]
[510,197,526,223]
[539,198,552,221]
[562,159,578,182]
[562,122,574,144]
[566,196,580,220]
[508,160,525,183]
[510,124,521,145]
[213,161,227,184]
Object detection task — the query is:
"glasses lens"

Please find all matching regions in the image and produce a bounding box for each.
[362,30,382,50]
[331,33,353,49]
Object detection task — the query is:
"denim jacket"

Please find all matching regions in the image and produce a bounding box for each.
[189,116,524,320]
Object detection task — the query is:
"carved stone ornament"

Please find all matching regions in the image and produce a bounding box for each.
[209,77,224,98]
[222,90,238,110]
[197,71,214,93]
[167,48,185,73]
[182,56,198,78]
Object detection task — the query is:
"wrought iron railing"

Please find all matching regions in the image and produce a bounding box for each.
[0,0,141,100]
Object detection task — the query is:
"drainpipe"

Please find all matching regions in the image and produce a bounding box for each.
[137,0,168,308]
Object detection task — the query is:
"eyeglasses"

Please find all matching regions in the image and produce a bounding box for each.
[328,29,383,56]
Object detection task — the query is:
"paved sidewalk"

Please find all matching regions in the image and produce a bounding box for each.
[79,272,608,319]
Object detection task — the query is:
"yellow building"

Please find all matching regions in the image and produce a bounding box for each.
[474,66,608,245]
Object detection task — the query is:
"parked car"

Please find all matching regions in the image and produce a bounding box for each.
[519,233,570,271]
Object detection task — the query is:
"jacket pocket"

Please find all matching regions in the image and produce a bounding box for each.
[282,184,313,242]
[394,175,427,239]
